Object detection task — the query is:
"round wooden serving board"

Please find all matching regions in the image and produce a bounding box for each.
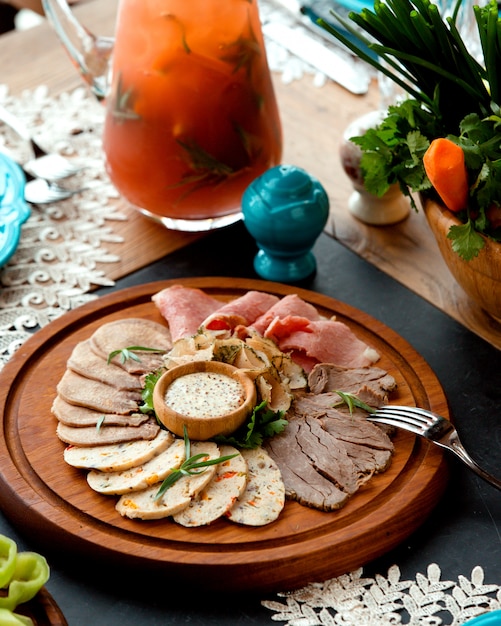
[0,277,449,593]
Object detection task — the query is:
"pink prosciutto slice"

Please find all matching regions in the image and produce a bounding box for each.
[266,318,380,371]
[252,294,320,335]
[152,285,222,341]
[202,290,280,332]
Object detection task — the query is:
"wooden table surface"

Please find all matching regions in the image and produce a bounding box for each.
[1,0,501,349]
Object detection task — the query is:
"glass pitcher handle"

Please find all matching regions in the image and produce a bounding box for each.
[42,0,113,100]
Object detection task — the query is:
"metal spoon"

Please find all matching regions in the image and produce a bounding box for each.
[0,104,84,181]
[24,178,86,204]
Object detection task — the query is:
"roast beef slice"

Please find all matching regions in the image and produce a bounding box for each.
[308,363,397,404]
[293,394,394,452]
[294,416,361,495]
[264,393,395,511]
[265,422,350,511]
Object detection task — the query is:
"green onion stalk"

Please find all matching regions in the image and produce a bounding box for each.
[319,0,500,133]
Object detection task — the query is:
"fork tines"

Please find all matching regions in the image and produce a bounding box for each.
[367,405,452,438]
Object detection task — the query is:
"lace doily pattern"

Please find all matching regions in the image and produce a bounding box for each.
[263,564,501,625]
[0,85,125,370]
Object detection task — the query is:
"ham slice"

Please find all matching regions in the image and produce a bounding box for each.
[152,285,222,341]
[202,290,279,332]
[252,294,320,335]
[152,286,379,371]
[267,319,380,371]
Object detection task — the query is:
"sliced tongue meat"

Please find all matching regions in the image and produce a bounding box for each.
[57,370,142,415]
[67,340,144,390]
[90,318,171,374]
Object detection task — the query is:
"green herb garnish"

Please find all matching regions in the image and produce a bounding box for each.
[214,400,287,449]
[334,391,376,416]
[140,370,164,415]
[96,415,106,433]
[154,427,238,501]
[107,346,165,365]
[111,72,141,122]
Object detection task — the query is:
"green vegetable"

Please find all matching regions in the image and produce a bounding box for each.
[0,534,50,625]
[154,427,238,500]
[0,535,17,589]
[214,400,287,449]
[140,370,164,414]
[319,0,501,261]
[0,609,34,626]
[320,0,493,131]
[333,391,376,415]
[0,552,50,611]
[96,415,106,432]
[106,346,165,365]
[351,98,435,204]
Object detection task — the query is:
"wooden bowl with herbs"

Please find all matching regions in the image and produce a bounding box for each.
[424,198,501,320]
[323,0,501,318]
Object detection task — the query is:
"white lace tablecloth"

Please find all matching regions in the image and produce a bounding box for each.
[1,5,501,624]
[263,564,501,625]
[0,85,125,369]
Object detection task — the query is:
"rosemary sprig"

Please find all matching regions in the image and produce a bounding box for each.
[107,346,166,365]
[111,72,141,123]
[154,427,238,501]
[96,415,106,432]
[333,391,376,416]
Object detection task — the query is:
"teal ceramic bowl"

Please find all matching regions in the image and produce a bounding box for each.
[0,153,30,268]
[463,611,501,625]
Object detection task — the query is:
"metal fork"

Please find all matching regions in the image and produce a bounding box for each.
[367,405,501,490]
[0,104,83,181]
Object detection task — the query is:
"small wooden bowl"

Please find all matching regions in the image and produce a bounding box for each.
[153,361,257,440]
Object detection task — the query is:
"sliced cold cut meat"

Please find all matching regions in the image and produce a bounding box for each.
[67,340,143,390]
[152,285,222,341]
[267,319,380,371]
[251,293,321,335]
[202,291,279,332]
[57,370,142,414]
[52,395,149,428]
[56,418,160,446]
[90,318,171,374]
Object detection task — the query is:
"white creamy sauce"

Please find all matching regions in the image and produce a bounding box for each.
[164,372,245,418]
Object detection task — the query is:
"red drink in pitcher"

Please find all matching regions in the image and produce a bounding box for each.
[103,0,282,230]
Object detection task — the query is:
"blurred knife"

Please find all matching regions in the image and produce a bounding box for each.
[262,21,370,94]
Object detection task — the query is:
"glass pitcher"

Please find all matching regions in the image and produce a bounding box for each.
[42,0,283,232]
